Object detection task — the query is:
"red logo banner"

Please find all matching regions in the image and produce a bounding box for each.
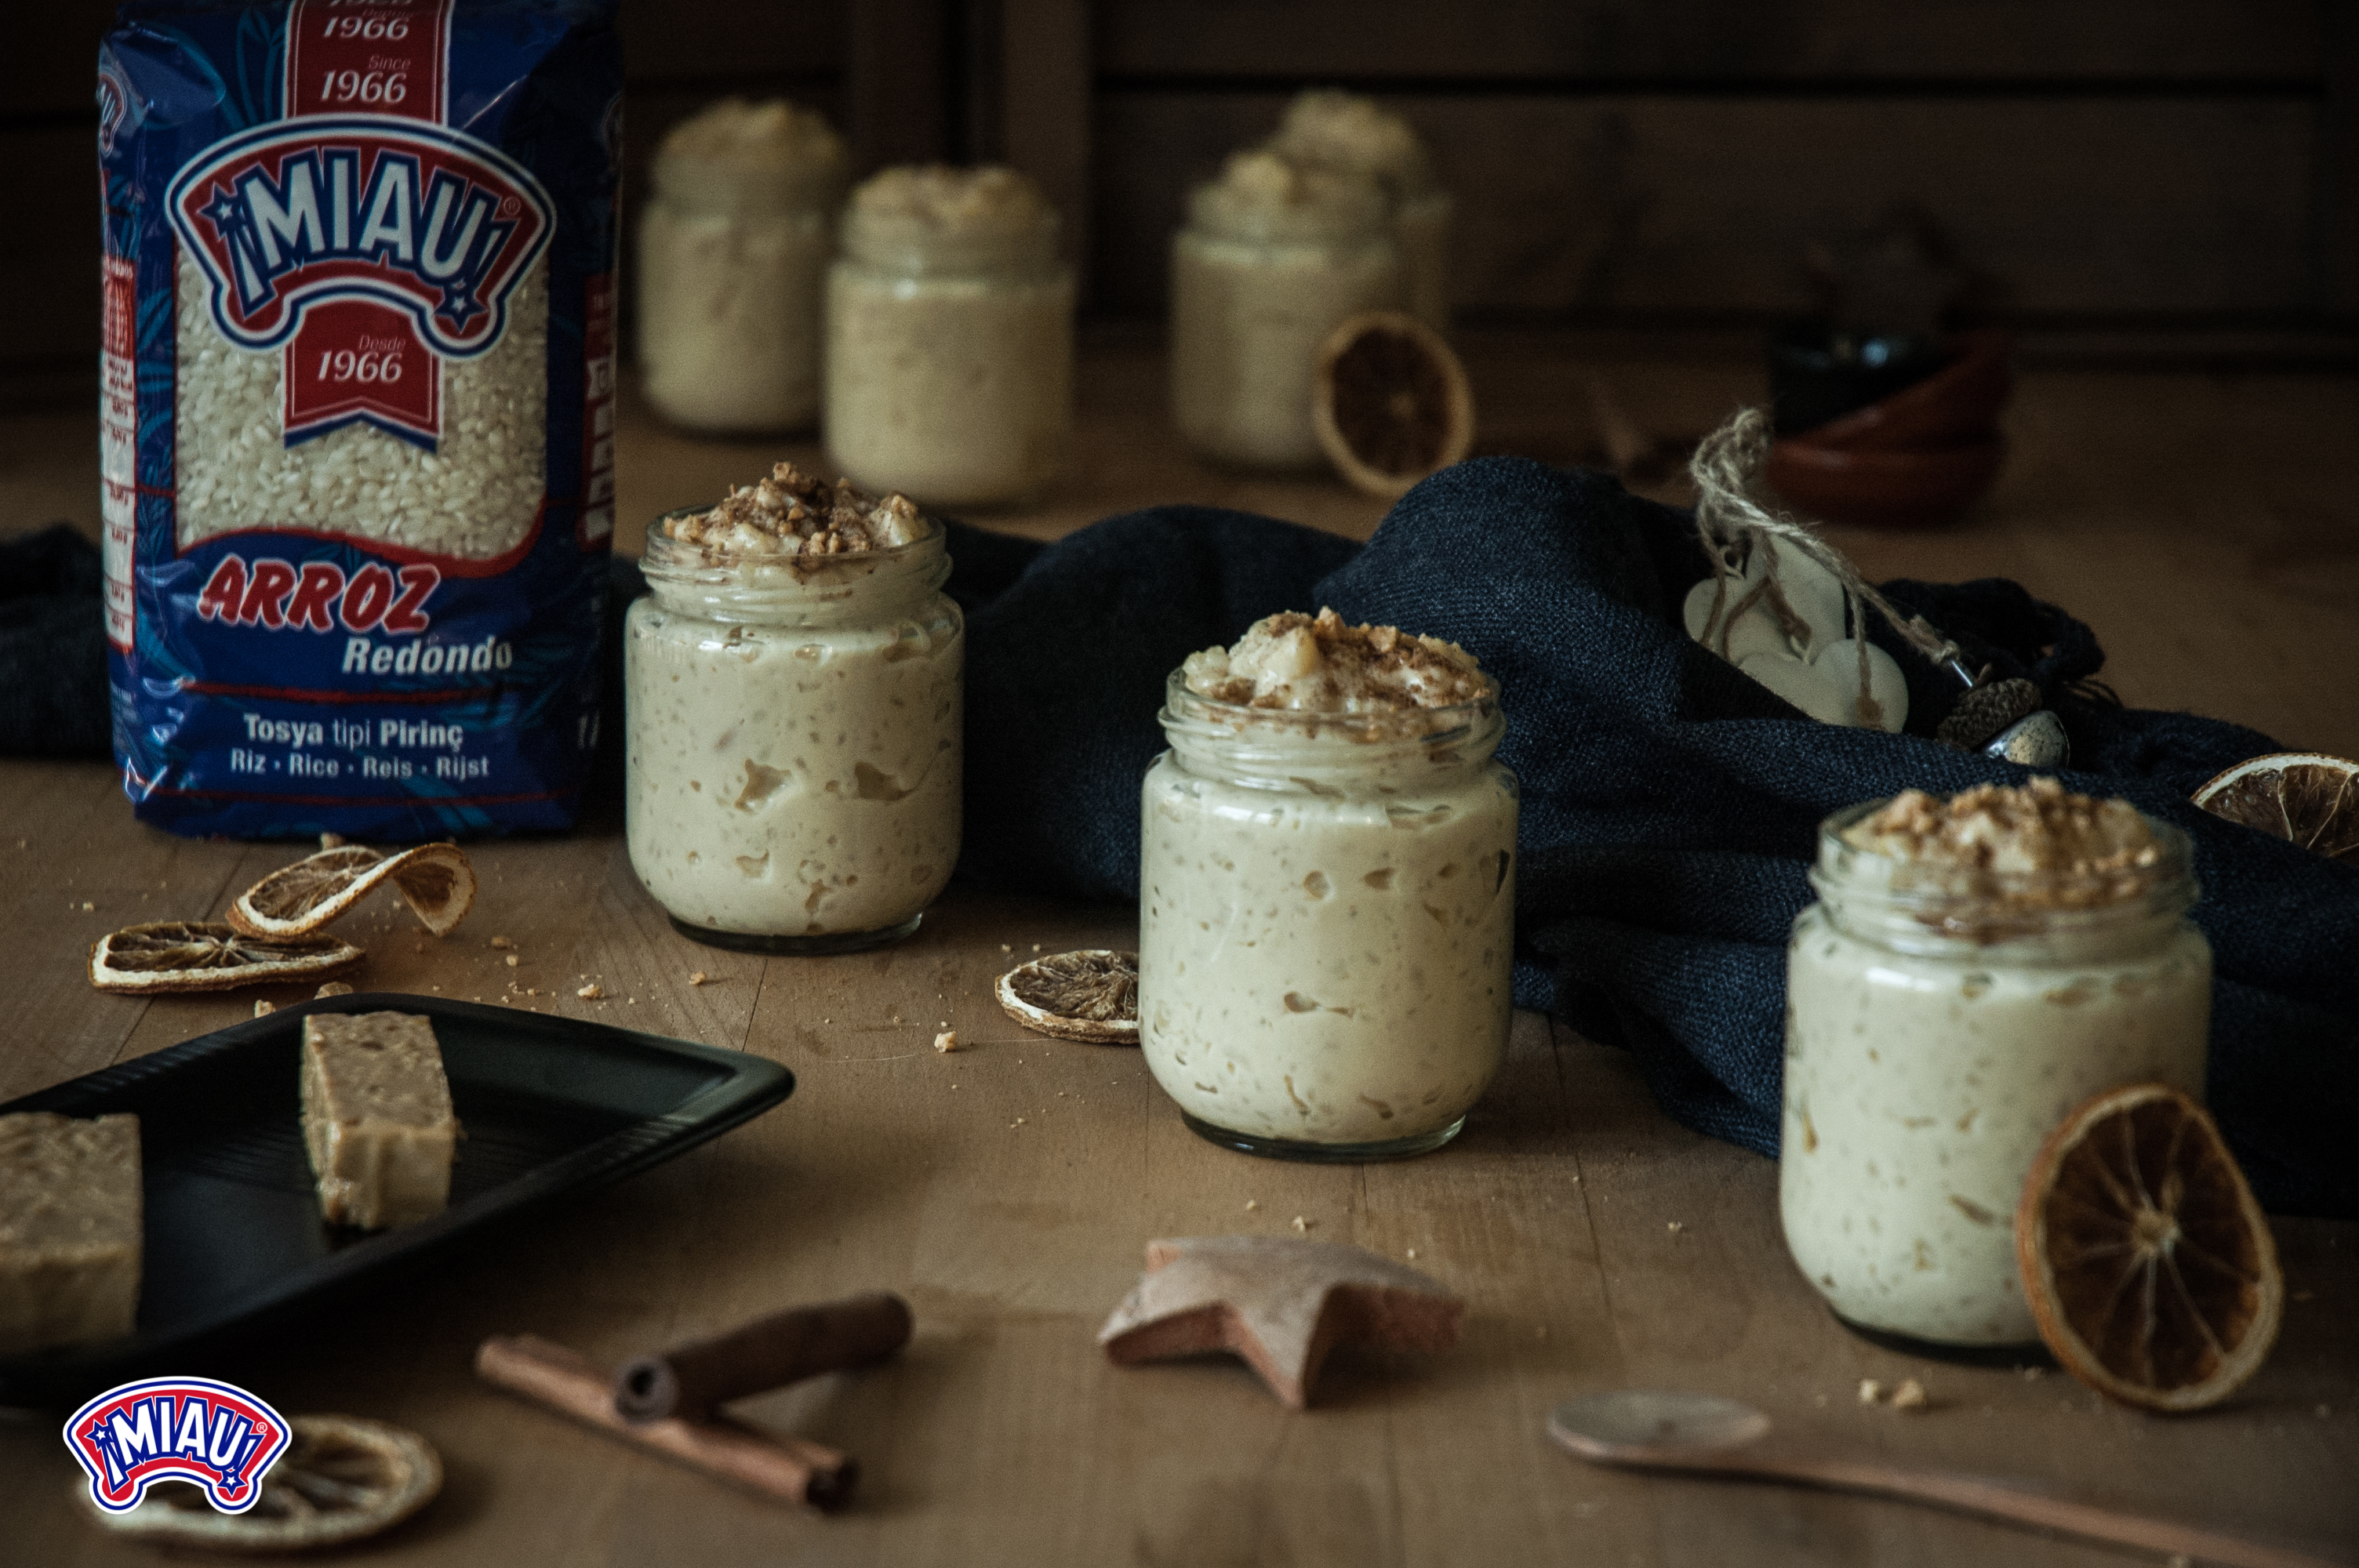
[285,0,449,448]
[281,296,441,445]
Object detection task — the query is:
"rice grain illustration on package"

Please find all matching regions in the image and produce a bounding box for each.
[100,0,622,838]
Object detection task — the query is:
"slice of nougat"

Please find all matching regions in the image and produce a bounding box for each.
[0,1112,142,1356]
[300,1012,457,1229]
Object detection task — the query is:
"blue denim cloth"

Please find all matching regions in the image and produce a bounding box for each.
[943,459,2359,1218]
[0,525,111,759]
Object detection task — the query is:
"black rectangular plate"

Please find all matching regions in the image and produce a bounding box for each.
[0,994,792,1406]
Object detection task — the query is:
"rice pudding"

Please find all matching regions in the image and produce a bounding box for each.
[625,463,961,950]
[1140,610,1517,1158]
[1267,89,1452,331]
[638,98,846,434]
[1169,153,1404,470]
[1780,780,2212,1345]
[824,166,1072,506]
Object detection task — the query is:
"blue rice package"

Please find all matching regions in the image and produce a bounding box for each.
[98,0,621,839]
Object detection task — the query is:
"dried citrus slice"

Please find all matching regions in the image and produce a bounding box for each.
[228,842,478,939]
[2017,1083,2282,1412]
[1311,310,1474,499]
[2191,752,2359,863]
[89,922,364,994]
[79,1414,440,1551]
[996,949,1139,1044]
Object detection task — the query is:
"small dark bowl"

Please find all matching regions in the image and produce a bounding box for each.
[1767,321,1953,437]
[1799,331,2012,453]
[1765,436,2005,529]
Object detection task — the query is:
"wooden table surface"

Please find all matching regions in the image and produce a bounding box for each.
[2,334,2355,1566]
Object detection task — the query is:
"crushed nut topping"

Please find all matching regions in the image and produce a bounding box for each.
[851,163,1052,234]
[1183,608,1487,713]
[1270,89,1436,200]
[663,461,928,560]
[660,96,843,174]
[1842,778,2166,909]
[1190,151,1387,245]
[576,983,604,1000]
[933,1029,961,1053]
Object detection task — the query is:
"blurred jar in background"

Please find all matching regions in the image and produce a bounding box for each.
[638,99,847,434]
[825,165,1074,508]
[1267,89,1452,332]
[1171,151,1403,470]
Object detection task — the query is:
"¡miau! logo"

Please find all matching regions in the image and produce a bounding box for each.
[64,1377,294,1515]
[165,114,553,361]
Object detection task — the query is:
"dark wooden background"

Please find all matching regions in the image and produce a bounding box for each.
[6,0,2357,399]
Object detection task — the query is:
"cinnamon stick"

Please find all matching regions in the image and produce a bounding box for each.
[612,1291,912,1425]
[474,1333,856,1511]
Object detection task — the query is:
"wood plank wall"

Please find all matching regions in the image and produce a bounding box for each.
[3,1,2353,395]
[1089,0,2357,330]
[3,1,123,394]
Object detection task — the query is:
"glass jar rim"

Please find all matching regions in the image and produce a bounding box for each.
[1809,794,2198,937]
[1185,160,1391,247]
[652,151,845,215]
[638,506,949,619]
[1183,198,1392,249]
[1158,667,1502,745]
[838,205,1062,276]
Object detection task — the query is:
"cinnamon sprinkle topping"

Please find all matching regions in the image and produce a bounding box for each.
[1183,608,1486,713]
[664,462,927,559]
[1843,778,2167,909]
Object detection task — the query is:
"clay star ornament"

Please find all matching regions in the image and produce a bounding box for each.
[1097,1236,1464,1409]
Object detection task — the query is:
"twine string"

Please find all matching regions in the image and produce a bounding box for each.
[1687,408,1965,728]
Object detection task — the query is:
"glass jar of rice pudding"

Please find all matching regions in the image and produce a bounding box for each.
[823,165,1073,507]
[1267,89,1453,332]
[626,463,962,953]
[1781,779,2211,1348]
[638,99,847,434]
[1140,610,1518,1160]
[1170,152,1405,470]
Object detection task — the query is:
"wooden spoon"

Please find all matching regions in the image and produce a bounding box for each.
[1547,1391,2347,1568]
